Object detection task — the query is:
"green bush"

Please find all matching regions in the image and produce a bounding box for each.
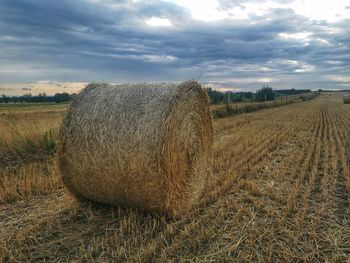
[256,86,275,102]
[43,129,57,156]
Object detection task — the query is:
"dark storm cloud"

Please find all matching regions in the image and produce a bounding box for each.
[0,0,349,91]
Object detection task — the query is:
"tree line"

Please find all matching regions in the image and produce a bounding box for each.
[1,86,313,105]
[0,92,74,103]
[206,86,312,104]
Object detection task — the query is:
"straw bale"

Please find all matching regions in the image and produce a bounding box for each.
[58,81,213,216]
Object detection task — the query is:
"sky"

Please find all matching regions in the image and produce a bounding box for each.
[0,0,350,95]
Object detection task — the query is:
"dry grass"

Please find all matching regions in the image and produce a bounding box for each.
[0,160,61,204]
[0,103,66,166]
[0,104,65,205]
[1,93,350,262]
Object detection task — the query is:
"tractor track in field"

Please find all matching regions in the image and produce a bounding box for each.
[291,97,350,261]
[331,104,350,225]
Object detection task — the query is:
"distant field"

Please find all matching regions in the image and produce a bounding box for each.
[0,103,66,167]
[0,93,349,262]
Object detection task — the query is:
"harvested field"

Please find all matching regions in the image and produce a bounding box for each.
[1,93,350,262]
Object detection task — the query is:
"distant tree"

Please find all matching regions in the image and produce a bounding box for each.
[206,87,225,104]
[242,92,254,99]
[22,93,32,103]
[38,92,47,102]
[54,92,70,103]
[256,86,275,101]
[2,94,8,103]
[1,92,74,103]
[275,89,311,96]
[224,92,232,103]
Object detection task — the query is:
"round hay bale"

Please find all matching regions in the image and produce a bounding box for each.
[58,81,213,216]
[343,93,350,104]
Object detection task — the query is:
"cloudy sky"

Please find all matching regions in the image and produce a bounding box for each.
[0,0,350,95]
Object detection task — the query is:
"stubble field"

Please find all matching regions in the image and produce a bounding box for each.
[0,93,349,262]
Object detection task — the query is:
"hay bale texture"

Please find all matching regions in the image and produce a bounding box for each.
[344,92,350,104]
[58,81,213,216]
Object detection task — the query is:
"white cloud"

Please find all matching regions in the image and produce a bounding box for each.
[81,51,178,63]
[278,32,313,41]
[145,17,173,27]
[166,0,350,23]
[326,75,350,82]
[212,77,273,84]
[141,54,178,63]
[291,0,350,23]
[166,0,229,21]
[277,60,315,73]
[326,60,342,65]
[294,64,315,73]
